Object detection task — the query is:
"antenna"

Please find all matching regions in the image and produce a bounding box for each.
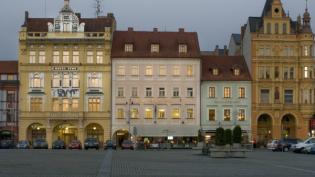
[306,0,308,10]
[44,0,47,17]
[94,0,104,17]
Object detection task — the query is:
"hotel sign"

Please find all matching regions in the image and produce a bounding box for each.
[52,66,78,71]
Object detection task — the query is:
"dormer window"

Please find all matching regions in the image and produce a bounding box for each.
[125,44,133,52]
[213,68,219,76]
[151,44,160,53]
[234,68,240,76]
[179,44,187,54]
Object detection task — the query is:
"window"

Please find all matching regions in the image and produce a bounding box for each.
[304,46,309,56]
[187,88,193,97]
[158,109,165,119]
[88,98,101,112]
[267,23,271,34]
[52,74,60,88]
[283,23,287,34]
[53,51,60,63]
[283,47,294,56]
[0,74,8,80]
[173,88,179,97]
[234,68,240,76]
[117,108,124,119]
[239,87,245,98]
[96,51,103,64]
[260,89,270,103]
[131,108,138,119]
[187,65,193,76]
[284,90,293,104]
[72,73,79,88]
[87,51,93,63]
[30,97,42,112]
[208,109,215,121]
[72,99,79,111]
[209,87,215,98]
[159,65,167,76]
[52,99,59,112]
[172,108,180,119]
[73,51,79,64]
[224,87,231,98]
[62,99,69,112]
[145,108,153,119]
[118,87,124,97]
[259,66,271,79]
[275,23,279,34]
[159,88,165,97]
[151,44,159,53]
[173,66,180,76]
[7,75,17,81]
[124,44,133,52]
[38,51,45,63]
[31,73,43,88]
[275,66,279,79]
[284,67,294,80]
[304,66,311,79]
[63,51,69,63]
[131,66,139,76]
[224,109,231,121]
[29,51,36,63]
[187,108,193,119]
[146,88,152,97]
[238,109,245,121]
[179,44,187,53]
[131,87,138,97]
[213,68,219,76]
[88,73,101,88]
[145,66,153,76]
[62,73,70,88]
[117,66,125,76]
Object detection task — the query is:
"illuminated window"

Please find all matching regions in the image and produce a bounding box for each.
[52,74,60,88]
[62,99,69,112]
[63,51,69,63]
[173,66,180,76]
[88,72,101,88]
[145,108,153,119]
[62,73,70,88]
[151,44,160,53]
[304,67,311,79]
[238,109,245,121]
[87,51,94,63]
[187,108,193,119]
[31,73,43,88]
[88,98,101,112]
[72,99,79,111]
[52,99,59,112]
[224,109,231,121]
[53,51,60,63]
[38,51,45,63]
[209,87,215,98]
[124,44,133,52]
[29,51,36,63]
[179,44,187,53]
[239,87,245,98]
[172,108,180,119]
[224,87,231,98]
[159,65,167,76]
[73,51,79,64]
[187,65,193,76]
[158,109,165,119]
[131,66,139,76]
[145,66,153,76]
[117,108,124,119]
[234,68,240,76]
[96,51,103,64]
[304,46,309,56]
[72,73,79,88]
[30,97,42,112]
[117,66,125,76]
[131,108,139,119]
[213,68,219,76]
[208,109,215,121]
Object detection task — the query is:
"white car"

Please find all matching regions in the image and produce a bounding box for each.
[267,140,279,150]
[293,137,315,153]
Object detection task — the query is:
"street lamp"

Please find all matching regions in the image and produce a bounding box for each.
[126,98,133,140]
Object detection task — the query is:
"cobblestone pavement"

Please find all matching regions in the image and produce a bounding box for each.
[1,149,315,177]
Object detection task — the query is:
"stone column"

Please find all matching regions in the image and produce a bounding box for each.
[46,128,53,149]
[78,128,84,145]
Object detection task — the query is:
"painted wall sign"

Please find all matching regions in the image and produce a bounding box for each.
[52,88,79,98]
[52,67,78,71]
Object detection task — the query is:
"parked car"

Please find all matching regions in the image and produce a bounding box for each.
[0,140,15,149]
[267,140,279,150]
[33,139,48,149]
[84,138,99,150]
[309,144,315,154]
[104,140,116,150]
[272,138,302,152]
[149,143,160,149]
[52,140,66,149]
[16,140,30,149]
[293,137,315,153]
[121,140,134,150]
[68,140,82,150]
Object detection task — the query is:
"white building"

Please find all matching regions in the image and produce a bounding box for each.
[111,28,201,147]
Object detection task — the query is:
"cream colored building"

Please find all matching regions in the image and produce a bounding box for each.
[18,0,115,148]
[242,0,315,145]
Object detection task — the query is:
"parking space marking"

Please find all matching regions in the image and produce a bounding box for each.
[97,150,113,177]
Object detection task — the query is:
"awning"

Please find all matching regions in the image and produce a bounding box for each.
[133,125,199,137]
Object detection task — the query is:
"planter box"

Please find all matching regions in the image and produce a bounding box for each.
[209,146,249,158]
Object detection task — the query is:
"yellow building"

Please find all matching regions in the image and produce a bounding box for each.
[242,0,315,145]
[18,0,115,148]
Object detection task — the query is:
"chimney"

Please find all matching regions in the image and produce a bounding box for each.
[24,11,29,25]
[107,13,115,19]
[153,28,158,32]
[241,25,246,40]
[75,13,81,19]
[128,27,134,32]
[64,0,70,6]
[179,28,185,32]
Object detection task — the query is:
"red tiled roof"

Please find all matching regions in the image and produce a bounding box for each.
[201,56,251,81]
[0,61,18,74]
[111,29,200,58]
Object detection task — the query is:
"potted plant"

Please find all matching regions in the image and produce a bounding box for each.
[215,127,226,148]
[232,125,242,149]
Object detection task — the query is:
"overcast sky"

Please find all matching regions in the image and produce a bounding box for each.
[0,0,314,60]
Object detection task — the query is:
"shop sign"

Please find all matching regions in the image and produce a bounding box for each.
[52,66,78,71]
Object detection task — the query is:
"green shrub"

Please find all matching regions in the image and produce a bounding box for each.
[224,129,232,145]
[215,127,226,146]
[233,125,242,144]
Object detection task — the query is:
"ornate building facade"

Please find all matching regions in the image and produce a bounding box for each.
[18,0,116,148]
[242,0,315,145]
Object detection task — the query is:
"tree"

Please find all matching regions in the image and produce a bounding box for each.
[215,127,226,146]
[233,125,243,144]
[224,129,232,145]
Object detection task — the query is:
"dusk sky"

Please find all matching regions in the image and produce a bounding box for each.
[0,0,314,60]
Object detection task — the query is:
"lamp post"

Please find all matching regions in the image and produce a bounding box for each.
[126,98,133,140]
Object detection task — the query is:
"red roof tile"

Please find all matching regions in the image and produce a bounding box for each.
[111,29,200,58]
[0,61,18,74]
[201,56,251,81]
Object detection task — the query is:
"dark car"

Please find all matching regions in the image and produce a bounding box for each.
[104,140,116,150]
[16,140,30,149]
[68,140,82,150]
[84,138,99,150]
[33,139,48,149]
[0,140,15,149]
[121,140,134,150]
[273,138,302,152]
[52,140,66,149]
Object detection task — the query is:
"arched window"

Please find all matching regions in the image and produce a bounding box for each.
[275,23,279,34]
[283,23,287,34]
[267,23,271,34]
[32,73,42,88]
